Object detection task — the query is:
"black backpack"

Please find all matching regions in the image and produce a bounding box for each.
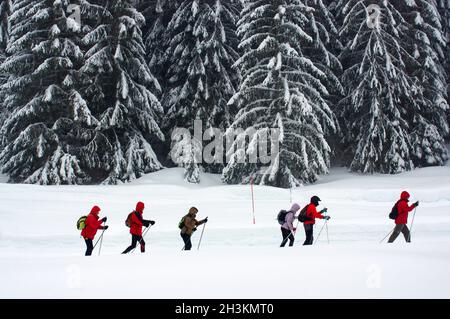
[389,201,400,220]
[277,210,289,225]
[297,205,311,223]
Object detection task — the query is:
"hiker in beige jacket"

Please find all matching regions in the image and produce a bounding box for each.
[180,207,208,250]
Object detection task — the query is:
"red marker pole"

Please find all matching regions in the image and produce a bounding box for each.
[250,176,256,224]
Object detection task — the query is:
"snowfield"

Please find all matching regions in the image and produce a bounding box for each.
[0,164,450,298]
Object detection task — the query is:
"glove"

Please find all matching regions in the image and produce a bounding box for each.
[150,220,156,226]
[193,227,197,232]
[203,218,208,223]
[323,216,331,221]
[103,225,109,230]
[413,201,419,207]
[321,208,328,214]
[293,227,297,232]
[101,217,107,223]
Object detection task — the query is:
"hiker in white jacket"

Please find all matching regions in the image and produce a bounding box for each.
[280,203,300,247]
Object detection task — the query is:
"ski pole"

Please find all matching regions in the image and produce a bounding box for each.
[281,229,296,246]
[93,226,106,251]
[97,220,107,256]
[98,228,105,256]
[290,230,296,239]
[379,227,395,244]
[408,207,418,242]
[325,220,329,244]
[92,222,106,251]
[314,221,327,245]
[250,177,256,224]
[137,226,151,251]
[197,221,207,250]
[285,229,296,240]
[93,232,104,250]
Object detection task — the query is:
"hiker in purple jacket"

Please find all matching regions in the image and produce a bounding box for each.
[280,203,300,247]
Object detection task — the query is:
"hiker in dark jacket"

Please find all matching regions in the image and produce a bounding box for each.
[280,203,300,247]
[122,202,155,254]
[180,207,208,250]
[388,191,419,243]
[81,205,108,256]
[303,196,330,245]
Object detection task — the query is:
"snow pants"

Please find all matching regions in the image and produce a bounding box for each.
[122,234,146,253]
[280,227,295,247]
[388,224,411,243]
[181,233,192,250]
[303,224,314,245]
[85,239,93,256]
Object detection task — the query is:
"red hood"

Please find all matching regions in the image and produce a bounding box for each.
[136,201,145,213]
[90,205,101,214]
[400,191,410,201]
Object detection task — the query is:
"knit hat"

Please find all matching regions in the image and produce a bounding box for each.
[311,196,321,206]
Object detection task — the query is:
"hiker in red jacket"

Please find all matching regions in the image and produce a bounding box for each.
[122,202,155,254]
[388,191,419,243]
[81,205,108,256]
[303,196,330,245]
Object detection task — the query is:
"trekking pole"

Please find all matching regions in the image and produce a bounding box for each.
[93,231,104,250]
[291,230,296,239]
[408,207,418,242]
[98,229,105,256]
[197,221,207,250]
[379,227,395,244]
[250,176,256,224]
[314,221,327,245]
[97,220,107,256]
[281,230,296,246]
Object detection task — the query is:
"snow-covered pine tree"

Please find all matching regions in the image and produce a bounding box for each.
[0,0,96,184]
[437,0,450,55]
[436,0,450,131]
[437,0,450,36]
[81,0,165,184]
[170,131,202,183]
[162,0,241,131]
[437,1,449,70]
[159,0,241,181]
[0,0,11,132]
[137,0,181,87]
[403,0,449,166]
[0,0,11,52]
[222,0,337,188]
[303,0,344,162]
[337,0,424,174]
[304,0,343,105]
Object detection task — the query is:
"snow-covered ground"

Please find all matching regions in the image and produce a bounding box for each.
[1,163,450,298]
